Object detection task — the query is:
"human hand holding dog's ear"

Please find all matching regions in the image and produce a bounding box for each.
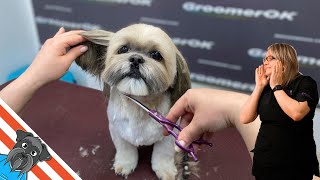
[25,27,88,86]
[164,88,260,157]
[0,27,87,114]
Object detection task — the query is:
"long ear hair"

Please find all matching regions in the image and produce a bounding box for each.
[76,30,114,98]
[170,50,191,105]
[76,30,113,76]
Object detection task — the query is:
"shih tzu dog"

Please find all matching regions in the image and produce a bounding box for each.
[76,24,195,180]
[0,130,51,179]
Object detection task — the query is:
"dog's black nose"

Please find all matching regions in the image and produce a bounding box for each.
[129,54,145,69]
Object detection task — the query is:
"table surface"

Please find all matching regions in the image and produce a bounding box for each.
[1,80,254,180]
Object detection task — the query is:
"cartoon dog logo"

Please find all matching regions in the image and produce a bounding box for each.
[0,130,51,179]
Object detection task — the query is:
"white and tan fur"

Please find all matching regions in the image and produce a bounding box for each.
[76,24,191,179]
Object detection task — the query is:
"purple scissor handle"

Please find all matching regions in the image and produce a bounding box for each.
[125,95,213,161]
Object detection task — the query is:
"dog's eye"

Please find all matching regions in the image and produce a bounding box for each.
[22,143,28,149]
[118,45,129,54]
[31,150,37,157]
[150,51,163,61]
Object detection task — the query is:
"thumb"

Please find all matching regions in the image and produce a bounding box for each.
[64,45,88,65]
[176,120,202,152]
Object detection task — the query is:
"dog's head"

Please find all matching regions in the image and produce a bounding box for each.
[6,130,51,174]
[76,24,190,103]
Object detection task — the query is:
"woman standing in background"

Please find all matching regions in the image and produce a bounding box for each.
[240,43,319,179]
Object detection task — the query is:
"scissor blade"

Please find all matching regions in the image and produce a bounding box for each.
[124,94,150,113]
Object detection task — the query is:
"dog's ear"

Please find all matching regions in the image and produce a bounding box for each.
[76,30,114,76]
[102,82,110,99]
[39,144,51,161]
[16,130,33,142]
[170,51,191,105]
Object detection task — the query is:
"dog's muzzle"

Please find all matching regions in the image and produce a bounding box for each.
[128,54,145,79]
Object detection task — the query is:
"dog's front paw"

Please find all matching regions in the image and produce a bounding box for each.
[112,153,138,178]
[152,160,177,180]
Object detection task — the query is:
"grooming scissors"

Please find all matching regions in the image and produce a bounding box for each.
[125,95,213,161]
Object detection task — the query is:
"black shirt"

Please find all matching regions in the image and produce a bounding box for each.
[252,75,319,177]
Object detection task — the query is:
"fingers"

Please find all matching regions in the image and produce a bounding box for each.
[166,93,192,124]
[177,116,202,148]
[169,112,194,141]
[255,65,264,76]
[255,65,264,83]
[60,34,87,48]
[275,61,279,74]
[54,27,84,38]
[274,60,285,74]
[54,27,65,37]
[164,91,194,136]
[63,45,88,65]
[272,63,276,74]
[58,30,85,37]
[259,66,262,75]
[259,65,264,75]
[277,60,284,72]
[269,62,278,87]
[260,65,265,75]
[43,31,87,53]
[164,112,193,136]
[52,28,86,49]
[180,112,193,128]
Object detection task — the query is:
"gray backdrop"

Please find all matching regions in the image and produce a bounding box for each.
[32,0,320,105]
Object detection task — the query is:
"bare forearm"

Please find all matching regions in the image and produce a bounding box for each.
[227,91,260,159]
[235,115,260,160]
[0,29,87,114]
[239,87,263,124]
[273,90,309,121]
[0,71,44,114]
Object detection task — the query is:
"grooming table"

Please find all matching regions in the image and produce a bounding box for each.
[0,81,254,180]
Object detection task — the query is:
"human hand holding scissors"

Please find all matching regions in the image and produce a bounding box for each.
[125,95,213,161]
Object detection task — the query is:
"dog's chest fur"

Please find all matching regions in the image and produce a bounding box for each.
[107,87,171,146]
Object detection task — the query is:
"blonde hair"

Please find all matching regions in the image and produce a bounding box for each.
[267,43,300,86]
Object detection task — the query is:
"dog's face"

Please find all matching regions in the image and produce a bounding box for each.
[76,24,190,102]
[102,24,177,96]
[7,130,51,174]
